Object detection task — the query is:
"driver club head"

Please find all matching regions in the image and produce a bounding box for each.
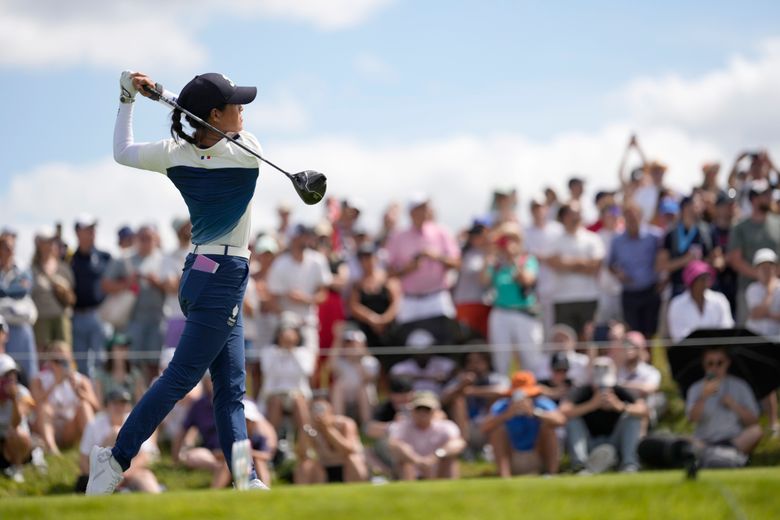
[290,170,327,205]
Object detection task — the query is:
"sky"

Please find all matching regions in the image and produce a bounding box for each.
[1,0,780,261]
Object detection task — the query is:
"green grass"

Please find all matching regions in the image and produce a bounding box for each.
[1,468,780,520]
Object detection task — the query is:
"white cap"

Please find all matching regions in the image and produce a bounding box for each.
[34,225,57,241]
[343,329,367,343]
[254,235,279,254]
[75,213,98,229]
[242,399,262,423]
[406,329,435,350]
[407,192,430,212]
[591,356,617,388]
[753,248,778,266]
[0,353,18,377]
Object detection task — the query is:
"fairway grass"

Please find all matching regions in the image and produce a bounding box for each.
[2,467,779,520]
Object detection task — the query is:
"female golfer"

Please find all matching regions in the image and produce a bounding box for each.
[87,71,267,494]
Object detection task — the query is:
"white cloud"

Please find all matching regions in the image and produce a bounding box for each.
[621,38,780,150]
[0,0,394,70]
[354,52,398,83]
[244,92,311,134]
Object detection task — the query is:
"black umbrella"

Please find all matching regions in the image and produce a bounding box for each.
[667,328,780,400]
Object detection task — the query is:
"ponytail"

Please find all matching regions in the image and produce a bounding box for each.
[170,109,198,145]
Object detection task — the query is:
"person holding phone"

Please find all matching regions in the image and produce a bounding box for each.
[0,353,35,483]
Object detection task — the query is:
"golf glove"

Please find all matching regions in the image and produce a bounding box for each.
[119,70,137,103]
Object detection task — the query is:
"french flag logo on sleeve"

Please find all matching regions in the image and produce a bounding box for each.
[200,155,211,160]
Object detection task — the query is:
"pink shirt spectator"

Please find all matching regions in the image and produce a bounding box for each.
[388,416,461,456]
[386,222,460,295]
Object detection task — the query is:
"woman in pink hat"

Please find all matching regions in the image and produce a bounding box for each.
[667,260,734,342]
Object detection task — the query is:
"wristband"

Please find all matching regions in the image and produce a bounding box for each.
[119,94,135,104]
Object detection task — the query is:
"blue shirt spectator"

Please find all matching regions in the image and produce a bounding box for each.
[490,394,557,451]
[608,228,659,291]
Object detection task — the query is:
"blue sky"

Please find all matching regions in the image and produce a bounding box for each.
[1,0,780,257]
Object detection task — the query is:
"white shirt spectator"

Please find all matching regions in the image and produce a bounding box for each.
[633,185,659,224]
[37,369,81,421]
[549,228,605,303]
[667,289,735,342]
[267,249,332,323]
[259,342,317,400]
[390,356,456,396]
[162,246,188,319]
[524,220,562,299]
[0,384,31,436]
[617,362,661,393]
[745,281,780,337]
[80,411,156,457]
[332,355,380,394]
[388,416,461,457]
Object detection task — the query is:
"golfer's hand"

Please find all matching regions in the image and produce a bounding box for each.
[130,72,157,98]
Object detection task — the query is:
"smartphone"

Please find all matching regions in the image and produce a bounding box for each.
[512,389,527,402]
[312,402,328,418]
[705,372,717,381]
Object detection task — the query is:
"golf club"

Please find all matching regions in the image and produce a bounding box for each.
[141,84,327,206]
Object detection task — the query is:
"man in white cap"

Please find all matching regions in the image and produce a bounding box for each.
[0,353,35,482]
[744,247,780,436]
[70,213,112,378]
[385,194,461,338]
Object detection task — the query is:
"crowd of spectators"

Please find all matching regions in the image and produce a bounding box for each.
[0,135,778,488]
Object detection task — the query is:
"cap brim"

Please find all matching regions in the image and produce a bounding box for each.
[227,86,257,105]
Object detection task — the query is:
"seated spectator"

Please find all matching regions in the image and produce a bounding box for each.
[388,392,466,480]
[441,351,509,452]
[482,222,544,376]
[610,331,663,425]
[93,332,145,406]
[258,312,316,433]
[668,260,734,342]
[174,375,231,489]
[294,395,368,484]
[78,389,161,493]
[30,226,76,351]
[686,347,762,463]
[534,324,590,386]
[389,329,456,396]
[365,377,414,473]
[329,325,380,427]
[0,354,35,482]
[349,244,401,348]
[31,341,99,455]
[560,357,647,473]
[481,371,565,477]
[538,351,574,404]
[243,399,276,488]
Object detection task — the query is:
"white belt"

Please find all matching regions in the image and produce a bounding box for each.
[189,244,250,259]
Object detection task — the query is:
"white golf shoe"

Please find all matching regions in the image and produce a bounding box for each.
[249,479,271,491]
[85,446,123,495]
[585,444,617,475]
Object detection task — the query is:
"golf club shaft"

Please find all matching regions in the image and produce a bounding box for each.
[142,85,293,180]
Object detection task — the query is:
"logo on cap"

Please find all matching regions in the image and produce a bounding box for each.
[221,74,235,88]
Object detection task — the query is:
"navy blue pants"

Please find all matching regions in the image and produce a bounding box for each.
[112,254,256,480]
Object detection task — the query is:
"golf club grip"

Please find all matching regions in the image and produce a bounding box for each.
[140,85,292,179]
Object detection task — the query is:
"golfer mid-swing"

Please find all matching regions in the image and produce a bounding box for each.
[87,71,267,494]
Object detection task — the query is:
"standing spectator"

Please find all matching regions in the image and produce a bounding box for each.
[710,192,739,317]
[388,392,466,481]
[728,180,780,324]
[608,203,661,338]
[567,177,586,207]
[547,202,605,338]
[744,248,780,436]
[70,214,111,379]
[116,226,136,258]
[246,235,280,396]
[349,245,401,349]
[267,225,332,353]
[329,326,380,427]
[103,225,167,375]
[686,348,762,463]
[258,312,316,433]
[441,351,510,452]
[0,354,35,483]
[667,261,734,342]
[595,204,623,323]
[489,188,519,226]
[93,333,145,406]
[0,233,38,380]
[481,371,565,476]
[294,396,368,484]
[386,194,461,342]
[452,221,491,340]
[160,218,192,351]
[78,389,162,493]
[31,342,100,454]
[524,196,562,336]
[31,226,76,350]
[587,191,617,232]
[482,222,543,376]
[376,202,401,250]
[656,195,713,298]
[274,201,293,251]
[544,188,561,223]
[561,357,647,473]
[617,134,647,206]
[633,149,667,225]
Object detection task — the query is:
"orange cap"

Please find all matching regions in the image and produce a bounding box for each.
[510,370,542,397]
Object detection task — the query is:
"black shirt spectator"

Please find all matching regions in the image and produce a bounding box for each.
[70,248,112,310]
[659,196,713,297]
[567,385,636,437]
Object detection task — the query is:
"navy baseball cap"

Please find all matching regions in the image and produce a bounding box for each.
[177,73,257,120]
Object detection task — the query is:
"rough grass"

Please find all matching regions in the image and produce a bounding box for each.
[2,468,780,520]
